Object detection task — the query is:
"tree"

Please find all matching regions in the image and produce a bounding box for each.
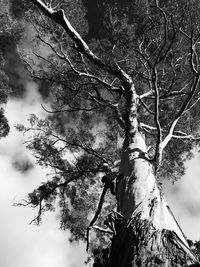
[13,0,200,266]
[0,0,27,137]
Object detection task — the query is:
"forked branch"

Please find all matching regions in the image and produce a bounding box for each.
[157,74,200,165]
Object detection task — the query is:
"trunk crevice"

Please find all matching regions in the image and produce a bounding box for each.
[109,213,196,267]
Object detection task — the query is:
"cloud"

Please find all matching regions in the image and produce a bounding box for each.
[12,156,34,173]
[163,151,200,240]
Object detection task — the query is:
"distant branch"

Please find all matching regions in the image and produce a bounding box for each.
[154,0,168,65]
[151,67,162,166]
[41,104,102,113]
[180,24,200,74]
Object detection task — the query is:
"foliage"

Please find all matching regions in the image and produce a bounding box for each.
[188,240,200,263]
[10,0,200,264]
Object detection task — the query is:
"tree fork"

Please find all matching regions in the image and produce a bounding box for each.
[111,85,198,266]
[110,128,198,266]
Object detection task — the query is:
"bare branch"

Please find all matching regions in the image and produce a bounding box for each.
[41,104,102,113]
[158,74,200,164]
[132,48,152,69]
[151,67,162,166]
[29,200,43,225]
[154,0,168,65]
[139,90,154,99]
[140,123,190,138]
[140,100,154,115]
[29,0,133,87]
[88,85,125,129]
[36,34,123,93]
[185,95,200,112]
[157,14,176,64]
[13,199,33,207]
[180,24,199,74]
[172,134,200,141]
[86,184,109,251]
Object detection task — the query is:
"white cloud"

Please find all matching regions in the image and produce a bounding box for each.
[164,152,200,241]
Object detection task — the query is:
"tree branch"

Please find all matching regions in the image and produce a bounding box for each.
[37,34,123,94]
[139,90,154,99]
[28,127,113,164]
[154,0,168,65]
[28,0,133,87]
[172,134,200,141]
[157,74,200,164]
[15,171,84,225]
[151,67,162,166]
[86,184,109,251]
[41,103,102,113]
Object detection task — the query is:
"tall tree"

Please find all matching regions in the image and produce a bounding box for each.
[14,0,200,266]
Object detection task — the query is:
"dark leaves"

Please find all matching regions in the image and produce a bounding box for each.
[0,108,9,138]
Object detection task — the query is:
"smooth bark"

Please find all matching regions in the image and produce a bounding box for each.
[106,85,197,266]
[109,129,197,266]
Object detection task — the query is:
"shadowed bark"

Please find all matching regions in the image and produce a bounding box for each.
[111,130,197,266]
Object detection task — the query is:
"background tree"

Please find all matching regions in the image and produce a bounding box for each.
[0,0,12,137]
[0,0,28,137]
[11,0,200,266]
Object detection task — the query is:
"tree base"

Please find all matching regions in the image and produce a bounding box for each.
[107,214,198,267]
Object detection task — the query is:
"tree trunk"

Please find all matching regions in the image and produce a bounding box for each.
[108,130,197,267]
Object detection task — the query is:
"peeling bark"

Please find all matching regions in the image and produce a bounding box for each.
[110,129,197,266]
[109,213,196,267]
[108,84,198,266]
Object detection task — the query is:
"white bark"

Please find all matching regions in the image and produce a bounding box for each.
[116,129,196,264]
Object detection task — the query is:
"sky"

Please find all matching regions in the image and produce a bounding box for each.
[163,155,200,242]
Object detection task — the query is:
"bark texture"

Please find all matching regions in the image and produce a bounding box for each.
[108,129,197,267]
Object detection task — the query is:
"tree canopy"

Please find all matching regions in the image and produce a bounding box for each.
[6,0,200,265]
